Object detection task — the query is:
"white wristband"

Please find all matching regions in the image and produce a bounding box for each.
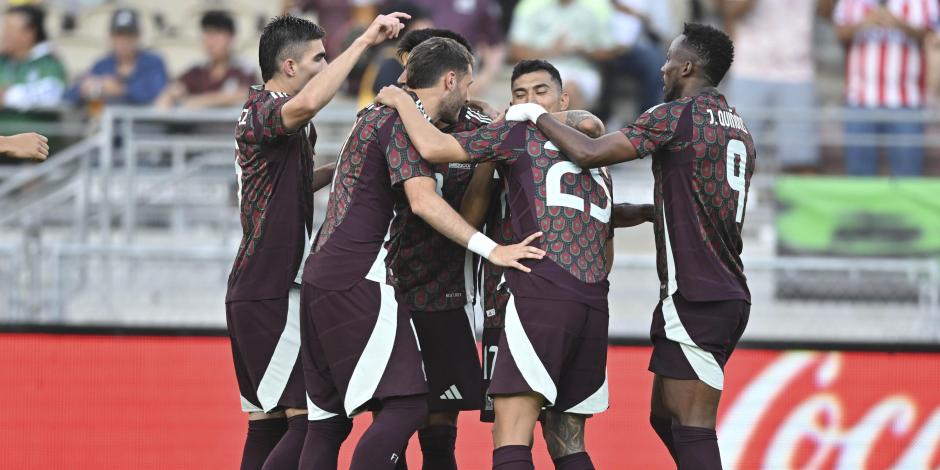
[468,232,498,259]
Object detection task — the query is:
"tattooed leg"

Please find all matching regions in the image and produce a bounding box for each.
[540,410,586,459]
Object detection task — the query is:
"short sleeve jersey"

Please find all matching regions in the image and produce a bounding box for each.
[621,88,756,303]
[227,86,317,302]
[385,106,492,311]
[453,121,613,307]
[303,97,434,291]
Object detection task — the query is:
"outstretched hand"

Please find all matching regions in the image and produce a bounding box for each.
[487,232,546,273]
[359,12,411,46]
[375,85,410,108]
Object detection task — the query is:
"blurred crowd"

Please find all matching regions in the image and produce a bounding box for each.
[1,0,940,175]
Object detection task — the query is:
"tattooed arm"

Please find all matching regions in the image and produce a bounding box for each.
[556,110,605,138]
[541,410,587,459]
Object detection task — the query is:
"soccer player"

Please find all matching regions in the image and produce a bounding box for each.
[226,13,409,470]
[508,23,755,469]
[375,63,616,470]
[298,37,544,470]
[383,28,492,470]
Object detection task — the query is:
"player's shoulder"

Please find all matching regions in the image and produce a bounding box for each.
[356,103,398,129]
[646,96,694,116]
[460,106,494,127]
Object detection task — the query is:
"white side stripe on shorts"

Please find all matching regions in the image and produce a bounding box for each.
[343,280,399,417]
[307,393,339,421]
[563,370,609,414]
[504,294,558,406]
[240,394,263,413]
[255,288,302,412]
[661,207,725,390]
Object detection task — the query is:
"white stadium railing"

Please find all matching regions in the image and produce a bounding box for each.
[1,104,939,344]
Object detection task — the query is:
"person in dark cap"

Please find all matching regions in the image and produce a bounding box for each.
[66,8,168,106]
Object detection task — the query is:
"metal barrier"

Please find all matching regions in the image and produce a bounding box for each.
[0,104,938,344]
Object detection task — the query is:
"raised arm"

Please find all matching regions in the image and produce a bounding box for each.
[404,176,544,272]
[281,12,410,131]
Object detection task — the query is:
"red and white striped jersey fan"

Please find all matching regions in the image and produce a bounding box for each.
[834,0,939,108]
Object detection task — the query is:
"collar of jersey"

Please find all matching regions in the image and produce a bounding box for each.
[406,90,432,122]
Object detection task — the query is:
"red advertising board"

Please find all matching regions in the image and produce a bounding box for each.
[1,333,938,469]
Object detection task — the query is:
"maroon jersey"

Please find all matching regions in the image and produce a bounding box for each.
[386,106,492,311]
[454,121,613,307]
[227,86,317,302]
[178,60,257,95]
[303,97,434,291]
[621,88,756,303]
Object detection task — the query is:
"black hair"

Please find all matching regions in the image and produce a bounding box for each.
[405,37,474,89]
[383,1,430,24]
[680,22,734,86]
[7,5,47,44]
[259,15,325,82]
[201,10,236,35]
[511,59,563,90]
[396,28,473,62]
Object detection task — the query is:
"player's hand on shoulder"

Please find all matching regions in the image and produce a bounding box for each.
[359,12,411,46]
[505,103,547,123]
[488,232,546,273]
[375,85,409,108]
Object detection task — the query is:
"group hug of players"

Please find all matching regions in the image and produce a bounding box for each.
[226,11,755,470]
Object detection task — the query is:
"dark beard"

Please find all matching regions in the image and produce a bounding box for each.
[664,85,678,103]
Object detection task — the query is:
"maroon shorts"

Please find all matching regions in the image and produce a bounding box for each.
[649,291,750,391]
[225,287,306,413]
[411,308,483,413]
[489,293,609,415]
[300,278,428,419]
[480,283,510,422]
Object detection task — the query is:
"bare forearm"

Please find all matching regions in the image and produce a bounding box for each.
[612,203,654,228]
[285,38,370,129]
[394,98,468,163]
[460,163,497,229]
[534,113,635,168]
[413,191,479,247]
[312,162,336,192]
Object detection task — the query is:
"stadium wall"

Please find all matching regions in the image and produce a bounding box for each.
[1,330,939,469]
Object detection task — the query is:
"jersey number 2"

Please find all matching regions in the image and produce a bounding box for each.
[726,139,747,223]
[546,162,611,223]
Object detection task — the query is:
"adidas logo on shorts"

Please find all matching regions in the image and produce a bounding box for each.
[439,384,463,400]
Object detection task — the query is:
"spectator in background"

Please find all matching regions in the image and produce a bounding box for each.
[720,0,833,174]
[509,0,616,110]
[834,0,939,176]
[155,10,257,109]
[357,2,432,108]
[599,0,669,121]
[411,0,507,96]
[67,8,168,107]
[0,5,66,112]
